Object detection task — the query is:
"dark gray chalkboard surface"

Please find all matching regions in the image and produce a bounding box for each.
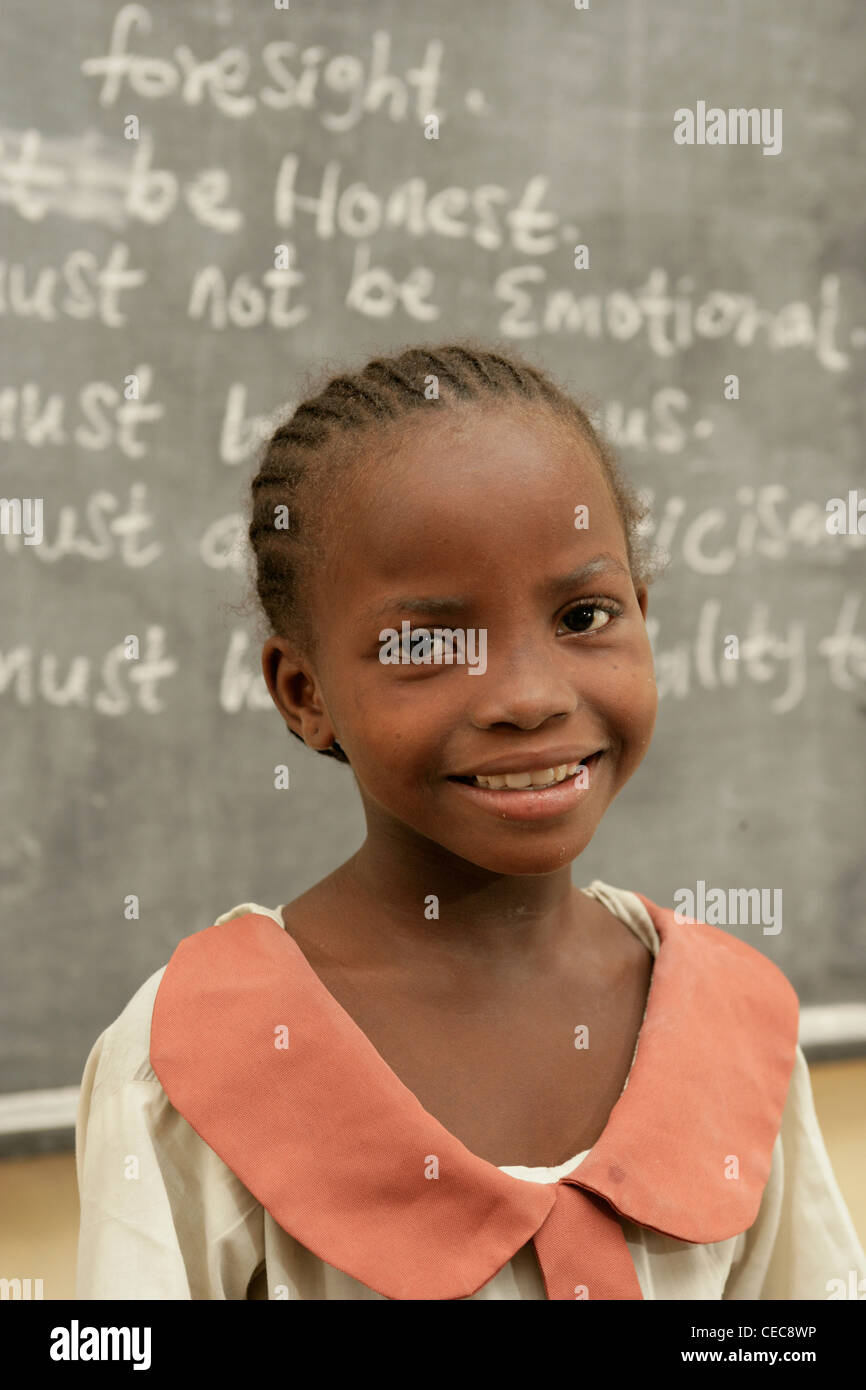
[1,0,864,1150]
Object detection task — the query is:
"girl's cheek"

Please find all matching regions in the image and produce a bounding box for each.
[632,669,659,728]
[600,656,657,737]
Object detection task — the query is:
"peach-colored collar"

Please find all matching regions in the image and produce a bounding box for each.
[150,892,799,1300]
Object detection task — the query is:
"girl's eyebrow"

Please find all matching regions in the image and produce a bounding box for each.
[550,554,631,587]
[366,554,630,620]
[368,595,470,619]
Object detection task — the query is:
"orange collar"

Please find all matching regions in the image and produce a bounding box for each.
[150,892,799,1300]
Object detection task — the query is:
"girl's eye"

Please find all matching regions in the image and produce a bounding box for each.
[558,602,620,636]
[412,631,455,659]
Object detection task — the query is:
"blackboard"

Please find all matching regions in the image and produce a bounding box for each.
[2,0,865,1152]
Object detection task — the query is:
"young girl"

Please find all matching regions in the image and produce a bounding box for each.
[75,342,865,1300]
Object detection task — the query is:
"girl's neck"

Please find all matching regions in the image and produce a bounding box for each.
[331,837,585,970]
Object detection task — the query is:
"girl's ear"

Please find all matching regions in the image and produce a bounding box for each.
[260,636,337,752]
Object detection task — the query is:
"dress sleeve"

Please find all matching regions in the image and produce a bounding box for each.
[722,1044,866,1300]
[75,971,265,1300]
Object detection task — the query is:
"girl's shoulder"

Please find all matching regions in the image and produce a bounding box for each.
[212,900,285,929]
[580,880,661,957]
[589,880,798,990]
[82,964,167,1096]
[82,902,281,1094]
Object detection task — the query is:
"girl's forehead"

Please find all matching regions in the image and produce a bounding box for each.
[345,403,609,509]
[317,415,626,593]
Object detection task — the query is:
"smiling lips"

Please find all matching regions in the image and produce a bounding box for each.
[467,761,585,790]
[451,751,602,791]
[448,753,601,820]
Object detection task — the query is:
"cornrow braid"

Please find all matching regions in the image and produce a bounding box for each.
[247,339,663,766]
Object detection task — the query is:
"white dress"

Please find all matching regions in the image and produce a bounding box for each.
[74,881,866,1299]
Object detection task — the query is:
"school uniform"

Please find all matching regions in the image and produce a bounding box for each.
[74,881,866,1299]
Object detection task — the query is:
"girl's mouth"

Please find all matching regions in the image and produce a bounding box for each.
[447,752,603,821]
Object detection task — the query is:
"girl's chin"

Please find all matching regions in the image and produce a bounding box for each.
[435,828,599,877]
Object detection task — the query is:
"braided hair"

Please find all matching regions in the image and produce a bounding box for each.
[247,340,661,765]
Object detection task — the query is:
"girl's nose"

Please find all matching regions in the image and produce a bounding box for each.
[467,638,579,731]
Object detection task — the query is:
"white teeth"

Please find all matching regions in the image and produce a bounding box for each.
[470,761,585,790]
[530,767,557,787]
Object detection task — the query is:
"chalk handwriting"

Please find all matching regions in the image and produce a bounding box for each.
[1,484,161,566]
[640,484,865,575]
[0,243,145,324]
[0,367,163,452]
[0,626,176,713]
[82,7,445,131]
[496,267,853,368]
[647,591,865,712]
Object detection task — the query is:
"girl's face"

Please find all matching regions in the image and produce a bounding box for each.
[270,402,658,877]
